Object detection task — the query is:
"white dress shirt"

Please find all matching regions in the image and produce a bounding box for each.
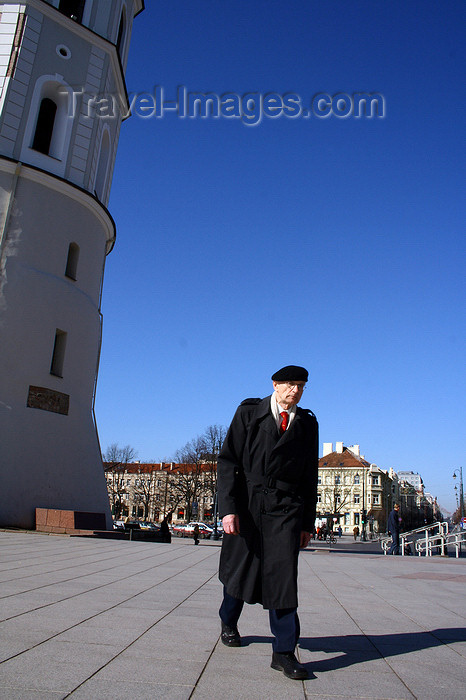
[271,393,296,433]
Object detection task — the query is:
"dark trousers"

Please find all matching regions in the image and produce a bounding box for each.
[388,531,400,555]
[219,588,300,653]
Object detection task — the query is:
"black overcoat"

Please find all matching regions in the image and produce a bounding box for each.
[387,509,401,535]
[218,395,318,610]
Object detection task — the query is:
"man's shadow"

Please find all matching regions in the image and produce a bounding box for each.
[241,628,466,674]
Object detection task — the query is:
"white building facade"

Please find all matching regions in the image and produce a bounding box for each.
[0,1,143,529]
[397,470,424,492]
[318,442,394,534]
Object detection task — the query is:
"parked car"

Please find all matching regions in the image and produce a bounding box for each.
[188,522,213,538]
[171,523,188,537]
[139,521,160,531]
[113,519,125,531]
[172,522,213,539]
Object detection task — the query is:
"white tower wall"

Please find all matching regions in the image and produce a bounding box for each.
[0,0,144,529]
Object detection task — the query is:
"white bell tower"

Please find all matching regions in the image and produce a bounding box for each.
[0,0,144,529]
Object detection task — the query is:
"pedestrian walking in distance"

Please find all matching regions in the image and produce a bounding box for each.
[217,365,318,680]
[387,504,401,555]
[193,524,200,546]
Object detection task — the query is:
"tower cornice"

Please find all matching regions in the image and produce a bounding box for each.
[0,156,116,253]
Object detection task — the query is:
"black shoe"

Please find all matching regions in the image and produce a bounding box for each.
[271,651,308,680]
[221,622,241,647]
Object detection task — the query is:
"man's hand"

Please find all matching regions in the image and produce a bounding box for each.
[300,531,311,549]
[223,514,240,535]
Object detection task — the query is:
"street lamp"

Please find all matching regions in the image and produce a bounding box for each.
[212,491,220,540]
[453,468,464,523]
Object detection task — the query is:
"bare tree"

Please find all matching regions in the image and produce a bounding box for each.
[201,424,227,507]
[172,437,206,521]
[103,443,137,519]
[167,425,227,522]
[132,469,160,521]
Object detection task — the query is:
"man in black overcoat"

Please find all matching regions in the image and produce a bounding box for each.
[387,503,401,555]
[217,365,318,680]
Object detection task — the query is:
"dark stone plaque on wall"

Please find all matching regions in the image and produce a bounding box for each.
[27,386,70,415]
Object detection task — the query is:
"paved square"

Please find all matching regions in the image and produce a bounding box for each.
[0,532,464,699]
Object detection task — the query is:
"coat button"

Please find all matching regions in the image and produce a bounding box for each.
[263,489,268,494]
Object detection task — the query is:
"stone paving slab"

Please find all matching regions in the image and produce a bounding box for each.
[0,532,465,699]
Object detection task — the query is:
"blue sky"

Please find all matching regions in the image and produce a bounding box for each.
[94,0,465,513]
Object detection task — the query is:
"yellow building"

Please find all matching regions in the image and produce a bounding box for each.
[318,443,394,535]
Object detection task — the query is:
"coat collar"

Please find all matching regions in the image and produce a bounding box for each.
[255,395,303,440]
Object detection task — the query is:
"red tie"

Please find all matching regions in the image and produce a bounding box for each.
[280,411,288,434]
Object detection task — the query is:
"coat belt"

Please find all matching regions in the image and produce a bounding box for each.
[247,476,299,496]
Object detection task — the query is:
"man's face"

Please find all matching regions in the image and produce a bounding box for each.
[273,381,306,409]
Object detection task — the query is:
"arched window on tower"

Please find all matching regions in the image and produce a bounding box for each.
[32,98,57,155]
[65,243,80,280]
[22,77,74,176]
[58,0,86,23]
[116,6,127,59]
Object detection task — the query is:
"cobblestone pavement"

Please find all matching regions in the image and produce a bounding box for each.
[0,531,464,699]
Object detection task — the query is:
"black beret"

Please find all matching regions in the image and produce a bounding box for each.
[271,365,308,381]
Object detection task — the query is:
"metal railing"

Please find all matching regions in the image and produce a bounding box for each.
[415,530,466,558]
[380,521,454,556]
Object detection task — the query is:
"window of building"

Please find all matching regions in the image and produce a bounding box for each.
[354,513,360,525]
[354,494,360,504]
[354,474,360,484]
[116,6,127,58]
[335,495,341,504]
[50,329,67,377]
[56,44,71,60]
[32,98,57,155]
[373,494,380,504]
[317,476,321,484]
[372,475,379,486]
[317,494,322,503]
[65,242,79,280]
[23,78,74,175]
[58,0,85,22]
[335,475,341,485]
